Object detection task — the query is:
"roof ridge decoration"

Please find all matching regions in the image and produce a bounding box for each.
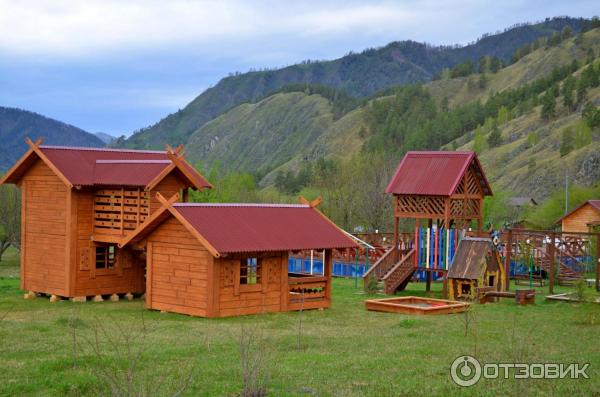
[173,203,310,208]
[95,159,171,164]
[40,144,167,154]
[0,137,74,188]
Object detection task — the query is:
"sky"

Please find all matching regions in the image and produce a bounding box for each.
[0,0,597,137]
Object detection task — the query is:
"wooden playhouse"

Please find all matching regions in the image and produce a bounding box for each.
[0,140,212,300]
[120,195,357,317]
[446,237,504,300]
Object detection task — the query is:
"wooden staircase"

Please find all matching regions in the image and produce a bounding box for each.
[363,248,416,294]
[531,248,586,285]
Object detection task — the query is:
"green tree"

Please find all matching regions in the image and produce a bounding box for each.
[540,90,556,120]
[559,127,574,157]
[496,106,509,125]
[0,184,21,261]
[562,75,576,112]
[582,102,600,129]
[472,125,486,153]
[489,57,502,73]
[574,121,592,149]
[487,121,503,148]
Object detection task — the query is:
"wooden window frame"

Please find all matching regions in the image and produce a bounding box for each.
[239,257,262,293]
[94,244,119,276]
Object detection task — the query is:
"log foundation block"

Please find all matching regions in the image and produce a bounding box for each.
[109,294,119,302]
[92,295,104,302]
[23,291,37,300]
[71,296,87,303]
[125,293,134,301]
[49,295,61,303]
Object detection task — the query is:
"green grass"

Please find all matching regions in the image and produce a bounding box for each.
[0,254,599,396]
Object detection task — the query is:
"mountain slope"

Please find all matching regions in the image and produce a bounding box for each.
[121,17,588,149]
[0,107,104,170]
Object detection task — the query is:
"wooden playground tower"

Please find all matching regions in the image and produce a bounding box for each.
[365,151,492,296]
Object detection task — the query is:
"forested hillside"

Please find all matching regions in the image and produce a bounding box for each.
[0,107,104,170]
[187,24,600,232]
[118,17,588,150]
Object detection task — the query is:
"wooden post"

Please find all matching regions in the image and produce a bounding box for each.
[324,249,333,305]
[596,234,600,291]
[393,216,399,262]
[425,271,432,292]
[505,229,512,292]
[146,242,153,309]
[548,232,556,295]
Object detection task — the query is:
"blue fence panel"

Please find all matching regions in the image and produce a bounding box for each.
[288,258,368,278]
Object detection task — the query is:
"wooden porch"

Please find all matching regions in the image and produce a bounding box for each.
[287,272,330,311]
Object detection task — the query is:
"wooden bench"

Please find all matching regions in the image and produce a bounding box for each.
[476,287,535,305]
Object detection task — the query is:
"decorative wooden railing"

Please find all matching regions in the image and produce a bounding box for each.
[287,275,328,310]
[94,188,149,236]
[362,247,398,284]
[382,248,416,294]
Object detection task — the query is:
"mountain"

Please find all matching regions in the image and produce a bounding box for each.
[181,26,600,198]
[0,107,104,170]
[94,132,117,144]
[120,17,589,150]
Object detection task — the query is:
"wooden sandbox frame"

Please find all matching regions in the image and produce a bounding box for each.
[365,296,470,315]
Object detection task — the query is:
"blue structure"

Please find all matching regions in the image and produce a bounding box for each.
[288,257,368,278]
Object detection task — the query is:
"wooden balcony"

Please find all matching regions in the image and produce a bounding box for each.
[287,273,329,311]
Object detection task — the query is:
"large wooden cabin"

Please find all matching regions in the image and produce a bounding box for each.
[119,195,357,317]
[0,140,212,299]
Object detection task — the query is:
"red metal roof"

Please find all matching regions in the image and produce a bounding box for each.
[555,200,600,223]
[2,145,211,189]
[172,203,358,254]
[385,151,492,196]
[93,160,171,186]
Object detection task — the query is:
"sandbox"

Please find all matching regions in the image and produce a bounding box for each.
[365,296,470,315]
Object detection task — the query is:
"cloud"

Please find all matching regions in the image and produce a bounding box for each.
[0,0,481,58]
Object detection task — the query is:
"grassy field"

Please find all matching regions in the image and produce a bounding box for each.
[0,251,599,397]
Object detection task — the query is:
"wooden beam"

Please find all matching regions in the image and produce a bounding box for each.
[504,229,512,292]
[26,138,74,189]
[155,193,222,258]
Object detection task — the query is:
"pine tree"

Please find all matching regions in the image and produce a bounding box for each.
[540,90,556,120]
[559,127,574,157]
[487,121,503,148]
[562,76,575,112]
[576,81,587,105]
[489,57,501,73]
[473,125,486,153]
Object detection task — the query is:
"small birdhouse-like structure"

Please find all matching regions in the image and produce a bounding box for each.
[446,237,504,300]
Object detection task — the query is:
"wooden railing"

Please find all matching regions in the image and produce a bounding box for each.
[383,248,416,294]
[288,275,328,310]
[362,248,398,282]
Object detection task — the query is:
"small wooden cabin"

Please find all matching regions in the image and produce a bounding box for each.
[0,140,211,299]
[446,237,504,300]
[556,200,600,233]
[120,196,357,317]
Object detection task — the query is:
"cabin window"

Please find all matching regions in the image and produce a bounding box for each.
[240,257,261,285]
[96,245,117,269]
